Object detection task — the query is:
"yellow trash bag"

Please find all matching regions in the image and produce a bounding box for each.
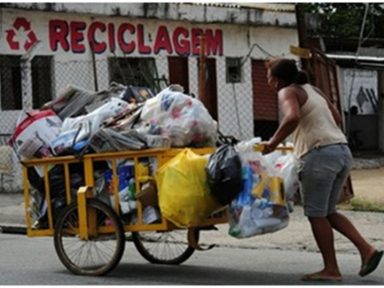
[156,148,221,227]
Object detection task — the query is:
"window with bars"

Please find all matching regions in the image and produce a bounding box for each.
[0,55,53,111]
[0,55,22,111]
[226,57,242,83]
[108,57,161,93]
[32,56,54,109]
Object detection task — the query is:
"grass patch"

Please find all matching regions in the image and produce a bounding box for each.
[339,198,384,213]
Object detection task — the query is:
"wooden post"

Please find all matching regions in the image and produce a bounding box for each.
[295,3,313,82]
[198,35,207,105]
[90,42,99,91]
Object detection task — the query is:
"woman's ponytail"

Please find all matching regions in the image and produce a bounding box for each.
[268,58,309,86]
[294,71,309,85]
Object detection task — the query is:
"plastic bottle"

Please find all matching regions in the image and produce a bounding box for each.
[128,177,136,200]
[236,165,255,206]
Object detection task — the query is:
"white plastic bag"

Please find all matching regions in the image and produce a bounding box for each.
[228,163,289,239]
[275,153,299,205]
[137,87,217,147]
[228,138,290,239]
[61,97,128,142]
[9,109,62,159]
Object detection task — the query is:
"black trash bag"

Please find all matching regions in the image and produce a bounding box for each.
[206,144,243,205]
[27,161,111,229]
[27,163,85,228]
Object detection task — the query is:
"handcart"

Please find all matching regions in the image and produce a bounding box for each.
[21,145,292,276]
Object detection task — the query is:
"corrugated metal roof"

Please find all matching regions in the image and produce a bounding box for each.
[191,3,241,8]
[238,3,295,11]
[327,53,384,62]
[190,2,295,11]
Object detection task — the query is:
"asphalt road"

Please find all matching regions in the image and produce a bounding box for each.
[0,233,383,285]
[1,164,384,285]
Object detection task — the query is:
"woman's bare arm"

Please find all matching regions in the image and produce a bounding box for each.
[265,88,300,152]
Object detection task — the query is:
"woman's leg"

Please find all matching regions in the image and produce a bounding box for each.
[307,216,341,277]
[299,145,349,280]
[326,145,377,267]
[327,212,376,265]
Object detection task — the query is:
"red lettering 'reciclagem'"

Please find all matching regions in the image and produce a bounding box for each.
[173,27,190,56]
[49,19,69,51]
[88,21,107,54]
[48,19,224,56]
[191,28,203,55]
[206,29,223,56]
[70,21,86,53]
[154,26,173,54]
[117,23,135,53]
[108,23,116,53]
[137,24,151,54]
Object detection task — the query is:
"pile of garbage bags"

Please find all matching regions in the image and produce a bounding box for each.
[9,81,299,237]
[9,83,218,227]
[9,83,218,161]
[157,138,298,236]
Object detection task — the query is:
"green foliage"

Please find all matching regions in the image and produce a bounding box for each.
[339,197,384,213]
[303,3,384,39]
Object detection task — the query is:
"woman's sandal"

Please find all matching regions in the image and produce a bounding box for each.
[301,272,342,282]
[359,250,383,277]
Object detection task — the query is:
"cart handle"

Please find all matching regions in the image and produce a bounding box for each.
[253,144,294,153]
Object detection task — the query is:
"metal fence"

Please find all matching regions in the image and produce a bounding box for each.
[0,53,279,192]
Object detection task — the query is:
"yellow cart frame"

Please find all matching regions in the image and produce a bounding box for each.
[22,147,229,238]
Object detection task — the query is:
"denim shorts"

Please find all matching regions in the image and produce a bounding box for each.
[297,143,352,217]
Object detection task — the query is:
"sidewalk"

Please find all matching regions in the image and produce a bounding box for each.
[0,192,26,234]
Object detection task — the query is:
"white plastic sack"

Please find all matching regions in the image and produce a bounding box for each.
[228,138,290,239]
[9,109,62,159]
[275,153,299,204]
[228,163,289,239]
[60,97,128,142]
[136,87,217,147]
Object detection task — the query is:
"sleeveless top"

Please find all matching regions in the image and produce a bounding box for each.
[291,84,347,158]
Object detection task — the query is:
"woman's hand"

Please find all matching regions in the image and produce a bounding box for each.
[260,140,278,155]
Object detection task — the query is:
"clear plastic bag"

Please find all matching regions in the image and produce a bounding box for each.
[228,138,290,239]
[274,153,299,204]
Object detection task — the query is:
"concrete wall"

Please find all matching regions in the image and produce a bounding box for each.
[339,67,380,151]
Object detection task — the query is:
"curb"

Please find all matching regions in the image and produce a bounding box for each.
[0,224,27,235]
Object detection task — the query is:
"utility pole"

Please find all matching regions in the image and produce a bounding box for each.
[295,3,312,77]
[198,35,207,109]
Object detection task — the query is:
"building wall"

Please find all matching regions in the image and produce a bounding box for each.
[0,8,298,139]
[339,67,379,150]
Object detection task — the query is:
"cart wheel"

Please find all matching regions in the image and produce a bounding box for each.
[54,199,125,276]
[131,229,199,265]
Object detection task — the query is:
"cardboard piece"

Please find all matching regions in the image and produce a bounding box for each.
[136,180,158,207]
